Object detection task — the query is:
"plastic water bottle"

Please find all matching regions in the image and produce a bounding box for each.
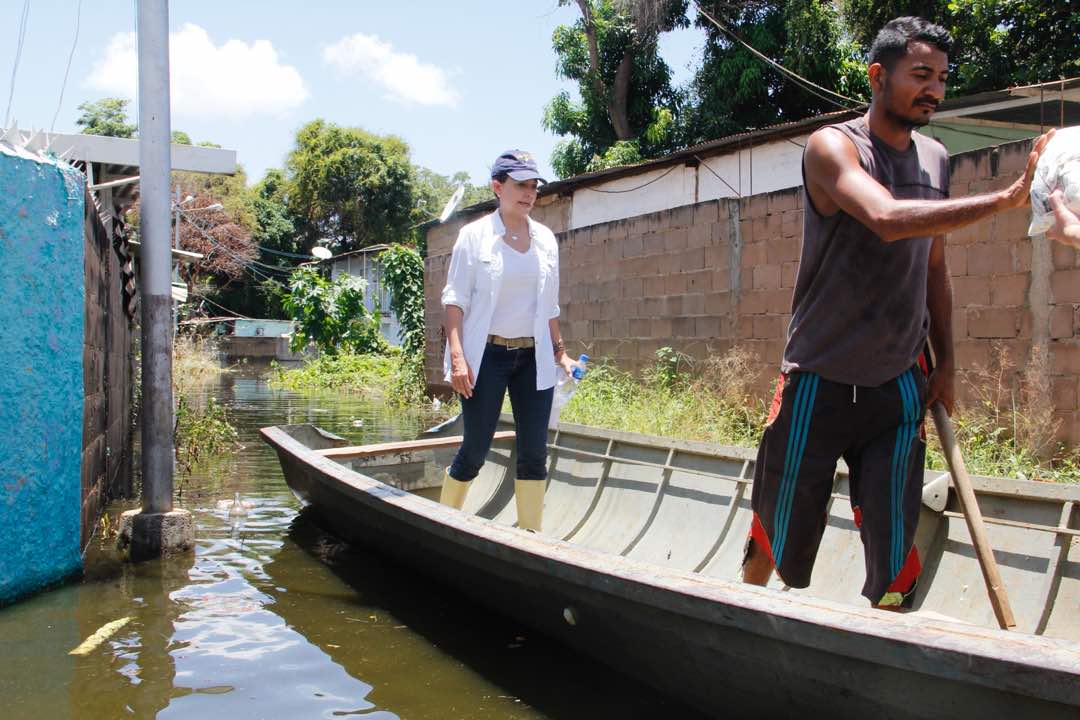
[549,354,589,429]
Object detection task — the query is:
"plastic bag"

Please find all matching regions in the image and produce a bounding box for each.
[1029,126,1080,236]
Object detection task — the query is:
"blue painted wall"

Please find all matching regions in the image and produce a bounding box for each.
[0,147,86,604]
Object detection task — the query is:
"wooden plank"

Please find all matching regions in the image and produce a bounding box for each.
[317,431,516,460]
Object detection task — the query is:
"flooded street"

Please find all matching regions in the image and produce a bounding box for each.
[0,368,702,719]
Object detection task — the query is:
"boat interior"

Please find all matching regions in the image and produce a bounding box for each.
[287,417,1080,642]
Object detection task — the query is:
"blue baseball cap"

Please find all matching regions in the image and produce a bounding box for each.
[491,149,546,183]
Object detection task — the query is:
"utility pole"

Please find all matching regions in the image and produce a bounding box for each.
[120,0,193,560]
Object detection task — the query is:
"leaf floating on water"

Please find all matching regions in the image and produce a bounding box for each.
[69,617,132,656]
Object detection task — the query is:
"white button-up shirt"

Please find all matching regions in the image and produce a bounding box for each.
[441,211,561,391]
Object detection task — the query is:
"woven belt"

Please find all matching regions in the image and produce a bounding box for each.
[488,334,534,349]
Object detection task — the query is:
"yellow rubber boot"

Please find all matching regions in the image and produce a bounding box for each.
[439,470,470,510]
[514,478,546,532]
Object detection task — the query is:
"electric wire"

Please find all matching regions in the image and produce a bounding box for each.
[690,0,865,112]
[694,154,741,197]
[50,0,82,134]
[186,290,254,319]
[4,0,32,129]
[582,164,678,193]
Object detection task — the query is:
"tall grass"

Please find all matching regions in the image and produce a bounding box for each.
[926,345,1080,483]
[563,346,1079,483]
[561,346,767,448]
[173,333,225,384]
[171,332,239,492]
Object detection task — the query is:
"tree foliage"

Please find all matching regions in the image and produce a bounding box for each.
[248,168,298,257]
[544,1,1076,177]
[544,0,688,178]
[285,119,418,253]
[414,167,492,223]
[171,189,258,299]
[840,1,1080,95]
[282,268,387,355]
[682,1,868,146]
[76,97,137,138]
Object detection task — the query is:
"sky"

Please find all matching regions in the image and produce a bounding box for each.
[3,0,703,186]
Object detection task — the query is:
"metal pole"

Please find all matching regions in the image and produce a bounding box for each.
[137,0,174,514]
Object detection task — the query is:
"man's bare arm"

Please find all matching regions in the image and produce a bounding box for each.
[805,128,1053,242]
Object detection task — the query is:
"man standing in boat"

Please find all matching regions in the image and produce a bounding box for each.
[742,17,1053,608]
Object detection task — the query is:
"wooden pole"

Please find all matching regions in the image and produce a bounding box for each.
[931,403,1016,629]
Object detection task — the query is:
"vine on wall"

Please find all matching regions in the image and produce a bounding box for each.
[380,244,427,400]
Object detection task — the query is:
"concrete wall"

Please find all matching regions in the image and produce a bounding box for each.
[0,148,87,603]
[567,134,811,229]
[425,137,1080,443]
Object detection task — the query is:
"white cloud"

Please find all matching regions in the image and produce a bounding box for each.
[84,24,308,119]
[322,33,460,108]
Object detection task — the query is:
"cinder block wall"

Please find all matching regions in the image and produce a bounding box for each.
[81,194,134,551]
[425,138,1076,441]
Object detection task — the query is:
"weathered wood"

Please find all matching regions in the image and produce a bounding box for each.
[316,431,516,460]
[932,403,1017,630]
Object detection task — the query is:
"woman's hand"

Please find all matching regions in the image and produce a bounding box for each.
[1048,190,1080,247]
[557,353,578,379]
[451,353,474,399]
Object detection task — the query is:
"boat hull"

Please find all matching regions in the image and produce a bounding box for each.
[261,424,1080,719]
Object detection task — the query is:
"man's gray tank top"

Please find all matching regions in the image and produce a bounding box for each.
[781,116,950,387]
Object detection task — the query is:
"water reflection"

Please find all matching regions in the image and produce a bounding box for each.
[0,368,702,719]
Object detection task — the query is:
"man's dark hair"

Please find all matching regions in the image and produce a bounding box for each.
[492,172,509,183]
[869,17,953,70]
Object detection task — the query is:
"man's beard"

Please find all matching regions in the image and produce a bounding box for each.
[885,105,931,129]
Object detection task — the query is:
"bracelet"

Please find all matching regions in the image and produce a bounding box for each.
[553,340,565,356]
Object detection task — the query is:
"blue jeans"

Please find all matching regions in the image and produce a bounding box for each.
[449,343,554,481]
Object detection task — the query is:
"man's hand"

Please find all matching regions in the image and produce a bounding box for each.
[1001,129,1055,209]
[1047,189,1080,247]
[450,353,474,399]
[926,363,956,416]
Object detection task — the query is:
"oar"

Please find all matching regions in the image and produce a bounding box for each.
[930,403,1016,629]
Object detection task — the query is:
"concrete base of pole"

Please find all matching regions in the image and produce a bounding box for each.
[118,509,194,562]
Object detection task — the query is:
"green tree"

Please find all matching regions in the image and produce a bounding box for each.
[171,130,192,145]
[75,97,137,138]
[544,0,689,178]
[248,168,298,256]
[414,167,492,223]
[282,267,387,355]
[840,1,1080,96]
[681,1,868,146]
[285,119,417,253]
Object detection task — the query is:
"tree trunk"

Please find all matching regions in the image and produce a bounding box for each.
[574,0,634,140]
[610,51,634,140]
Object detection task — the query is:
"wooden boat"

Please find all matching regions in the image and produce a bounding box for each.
[261,416,1080,718]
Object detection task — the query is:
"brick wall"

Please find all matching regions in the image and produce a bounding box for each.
[425,137,1080,442]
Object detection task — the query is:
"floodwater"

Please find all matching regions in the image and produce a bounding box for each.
[0,368,704,719]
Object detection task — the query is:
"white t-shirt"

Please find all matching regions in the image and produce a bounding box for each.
[487,240,539,338]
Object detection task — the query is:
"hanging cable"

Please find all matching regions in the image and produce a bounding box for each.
[50,0,82,134]
[583,164,678,193]
[4,0,32,129]
[690,0,864,112]
[257,244,319,260]
[186,291,254,319]
[694,154,741,197]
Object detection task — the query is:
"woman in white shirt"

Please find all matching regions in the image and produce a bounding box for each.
[439,150,577,531]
